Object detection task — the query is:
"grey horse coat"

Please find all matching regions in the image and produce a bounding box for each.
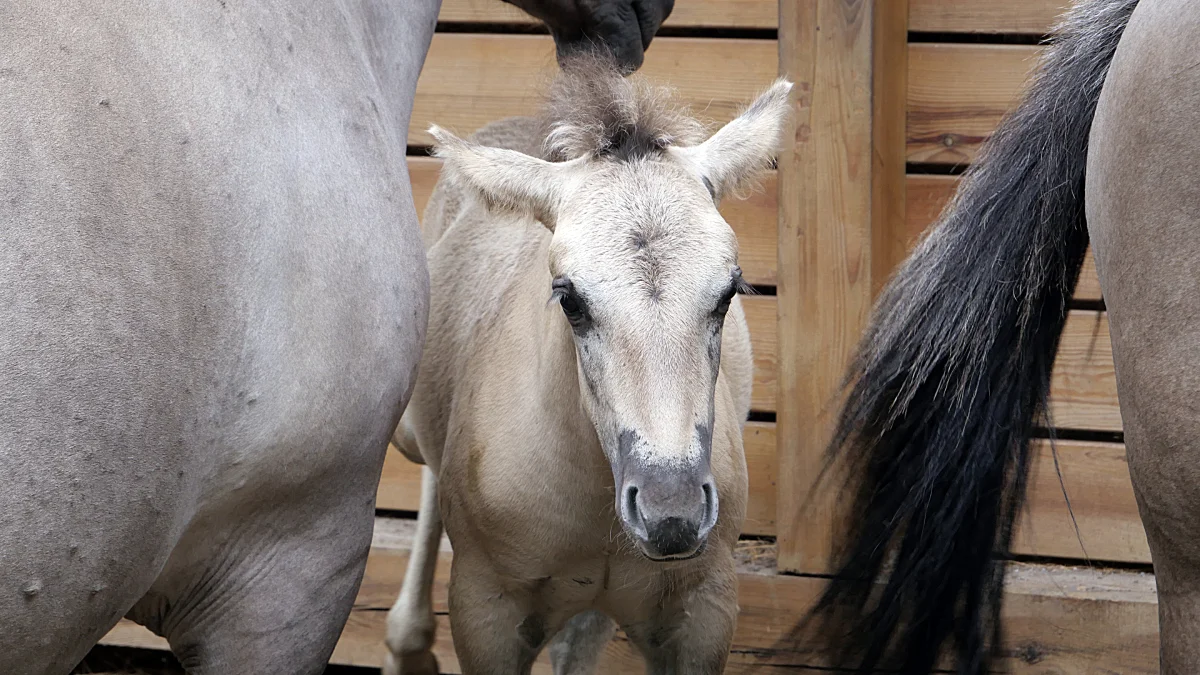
[1,0,676,671]
[1,2,436,673]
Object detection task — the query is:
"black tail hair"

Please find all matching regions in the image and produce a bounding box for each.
[799,0,1140,672]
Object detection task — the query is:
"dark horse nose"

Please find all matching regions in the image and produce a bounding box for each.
[620,476,718,560]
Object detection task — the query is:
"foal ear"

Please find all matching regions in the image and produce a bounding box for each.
[669,79,793,203]
[428,125,582,231]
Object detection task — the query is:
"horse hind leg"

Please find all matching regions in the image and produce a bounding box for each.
[384,465,444,675]
[548,610,616,675]
[128,497,376,675]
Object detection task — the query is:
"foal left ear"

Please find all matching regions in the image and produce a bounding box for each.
[669,79,793,203]
[428,125,584,231]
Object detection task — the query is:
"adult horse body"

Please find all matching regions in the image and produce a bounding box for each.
[1,3,438,672]
[0,1,668,673]
[806,0,1200,672]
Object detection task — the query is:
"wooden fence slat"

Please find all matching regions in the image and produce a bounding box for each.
[907,43,1041,164]
[776,0,910,574]
[101,519,1162,673]
[410,34,778,148]
[909,0,1070,35]
[1051,310,1120,432]
[435,0,778,30]
[905,174,1103,301]
[1017,440,1148,563]
[379,421,780,536]
[407,157,779,287]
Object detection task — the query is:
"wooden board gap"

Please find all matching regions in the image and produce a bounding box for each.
[1032,428,1124,444]
[908,31,1047,45]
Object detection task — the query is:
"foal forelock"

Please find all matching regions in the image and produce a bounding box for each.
[556,162,737,312]
[539,52,708,162]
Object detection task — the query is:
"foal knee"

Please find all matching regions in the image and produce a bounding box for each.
[549,610,615,675]
[384,602,439,675]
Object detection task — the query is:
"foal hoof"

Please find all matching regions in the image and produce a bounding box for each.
[384,649,440,675]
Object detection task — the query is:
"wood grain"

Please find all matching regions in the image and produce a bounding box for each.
[776,0,909,573]
[905,174,1103,301]
[379,421,780,536]
[1017,440,1148,563]
[907,43,1041,164]
[410,34,778,147]
[741,295,777,412]
[101,519,1160,673]
[407,157,779,287]
[909,0,1071,34]
[1051,310,1120,433]
[871,0,911,298]
[434,0,778,30]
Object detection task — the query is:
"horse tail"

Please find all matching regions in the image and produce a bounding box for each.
[803,0,1140,672]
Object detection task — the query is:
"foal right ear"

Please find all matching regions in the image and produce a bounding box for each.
[429,125,586,231]
[668,79,793,203]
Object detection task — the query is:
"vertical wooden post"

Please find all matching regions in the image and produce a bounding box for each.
[775,0,908,574]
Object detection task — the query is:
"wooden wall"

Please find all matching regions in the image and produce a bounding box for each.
[99,0,1160,672]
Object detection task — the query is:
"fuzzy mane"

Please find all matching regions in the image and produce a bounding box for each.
[540,51,708,162]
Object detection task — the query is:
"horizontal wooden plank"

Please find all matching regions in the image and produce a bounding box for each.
[907,43,1041,164]
[1016,440,1148,563]
[102,520,1160,673]
[905,174,1102,301]
[1051,310,1120,432]
[909,0,1070,34]
[410,34,778,148]
[380,421,779,536]
[997,562,1157,674]
[407,157,779,287]
[435,0,778,30]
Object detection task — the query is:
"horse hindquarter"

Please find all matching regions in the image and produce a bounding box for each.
[1085,1,1200,672]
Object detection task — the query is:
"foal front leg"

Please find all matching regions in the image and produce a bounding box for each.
[447,554,562,675]
[624,562,739,675]
[548,610,617,675]
[384,466,444,675]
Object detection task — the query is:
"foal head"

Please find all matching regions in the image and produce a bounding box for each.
[430,55,791,561]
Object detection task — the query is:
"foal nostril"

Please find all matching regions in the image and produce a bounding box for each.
[698,479,719,537]
[622,484,648,539]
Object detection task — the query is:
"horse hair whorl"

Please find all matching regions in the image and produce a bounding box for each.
[797,0,1140,673]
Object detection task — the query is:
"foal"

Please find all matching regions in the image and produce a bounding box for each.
[384,56,792,675]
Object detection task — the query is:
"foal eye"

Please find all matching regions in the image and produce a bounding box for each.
[560,293,585,321]
[552,277,591,328]
[714,266,751,317]
[714,284,737,317]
